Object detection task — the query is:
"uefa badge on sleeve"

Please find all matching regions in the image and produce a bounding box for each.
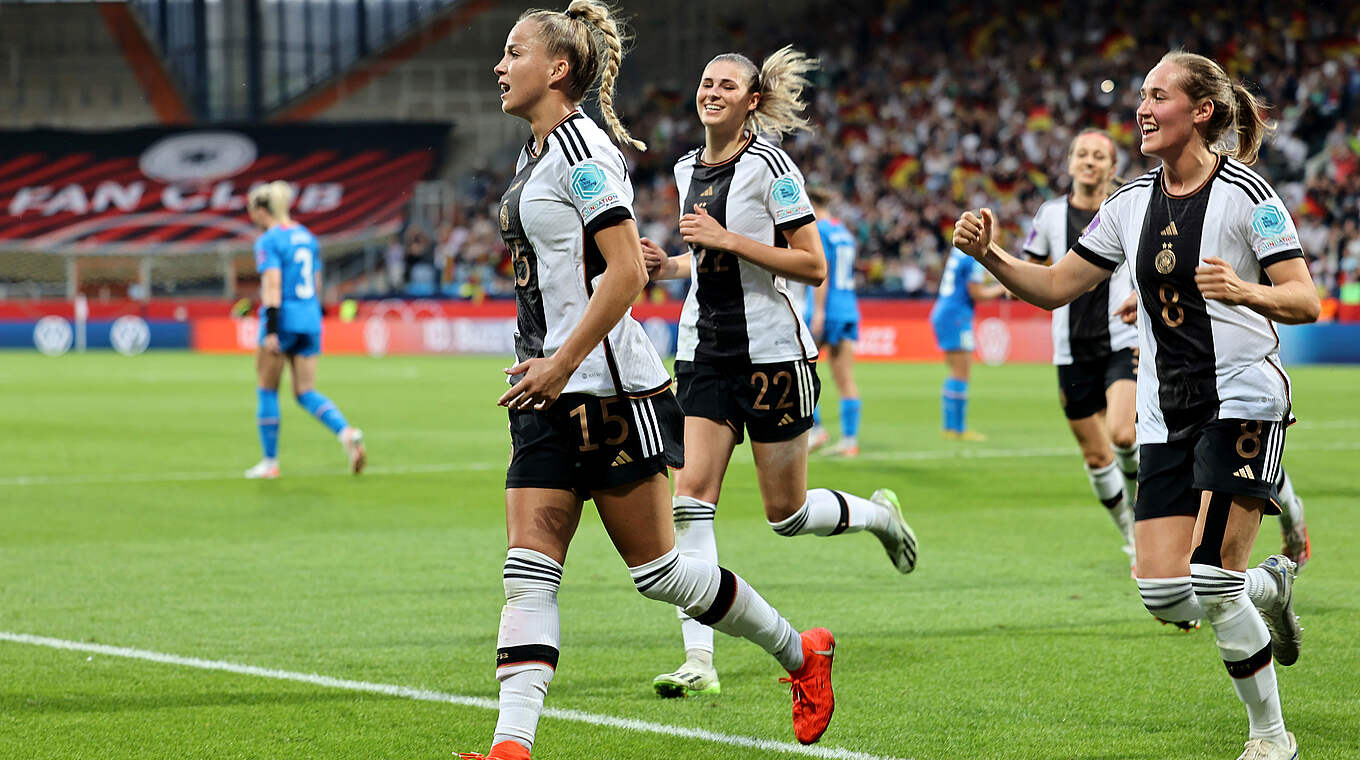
[570,163,606,201]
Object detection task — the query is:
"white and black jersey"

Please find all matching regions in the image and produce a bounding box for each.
[1024,195,1138,365]
[499,109,670,397]
[1073,156,1304,444]
[674,133,819,365]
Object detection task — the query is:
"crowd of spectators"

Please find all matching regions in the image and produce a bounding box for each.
[382,0,1360,304]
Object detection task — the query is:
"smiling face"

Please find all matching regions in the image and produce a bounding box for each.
[695,59,758,133]
[1067,132,1117,190]
[494,20,562,120]
[1137,61,1210,160]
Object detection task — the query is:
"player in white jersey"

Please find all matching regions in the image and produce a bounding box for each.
[642,46,917,703]
[460,6,837,758]
[954,51,1318,760]
[1023,129,1140,571]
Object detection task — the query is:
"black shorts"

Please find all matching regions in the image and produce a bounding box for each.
[505,389,684,498]
[675,359,820,444]
[1057,347,1138,420]
[1135,418,1286,520]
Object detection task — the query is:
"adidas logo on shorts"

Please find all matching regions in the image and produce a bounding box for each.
[612,451,633,467]
[1234,464,1256,480]
[778,413,795,426]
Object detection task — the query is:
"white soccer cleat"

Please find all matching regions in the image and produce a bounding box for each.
[653,656,721,698]
[244,459,279,479]
[1254,555,1301,666]
[1235,731,1297,760]
[870,488,917,573]
[806,425,831,453]
[340,428,366,475]
[823,438,860,458]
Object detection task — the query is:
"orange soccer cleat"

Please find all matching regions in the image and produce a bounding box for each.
[780,627,836,745]
[458,740,531,760]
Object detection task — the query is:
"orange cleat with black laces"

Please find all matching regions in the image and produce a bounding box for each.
[457,740,530,760]
[780,627,836,744]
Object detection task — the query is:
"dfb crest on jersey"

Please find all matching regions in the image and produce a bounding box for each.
[570,163,607,201]
[771,176,802,207]
[1251,204,1287,238]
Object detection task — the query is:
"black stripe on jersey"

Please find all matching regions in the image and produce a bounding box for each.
[502,156,549,362]
[1221,162,1270,201]
[582,226,628,397]
[749,140,791,174]
[1064,202,1112,362]
[1260,248,1304,268]
[1218,172,1264,204]
[744,144,782,178]
[561,120,593,161]
[1138,173,1219,440]
[676,147,701,167]
[550,132,582,165]
[1105,174,1156,205]
[685,158,749,363]
[1071,242,1119,271]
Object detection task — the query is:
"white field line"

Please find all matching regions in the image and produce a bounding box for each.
[0,631,911,760]
[3,439,1360,488]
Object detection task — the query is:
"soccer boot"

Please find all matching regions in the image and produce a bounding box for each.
[806,425,831,453]
[1154,616,1200,632]
[1235,731,1298,760]
[823,438,860,458]
[244,459,279,479]
[652,656,721,698]
[943,429,988,442]
[1281,521,1310,571]
[458,740,531,760]
[780,627,835,744]
[870,488,918,573]
[340,427,366,475]
[1254,555,1301,666]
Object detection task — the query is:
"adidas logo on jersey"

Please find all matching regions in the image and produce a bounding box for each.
[612,451,634,467]
[1234,464,1256,480]
[700,185,715,197]
[1161,221,1179,237]
[778,413,795,426]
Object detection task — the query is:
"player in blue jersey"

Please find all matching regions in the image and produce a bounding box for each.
[803,187,862,457]
[245,181,365,479]
[929,247,1006,440]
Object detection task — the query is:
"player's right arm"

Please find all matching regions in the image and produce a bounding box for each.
[255,235,283,352]
[953,207,1108,310]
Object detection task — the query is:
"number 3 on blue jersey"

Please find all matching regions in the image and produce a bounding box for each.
[294,247,315,299]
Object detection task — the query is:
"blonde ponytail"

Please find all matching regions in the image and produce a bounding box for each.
[522,1,645,151]
[248,180,293,222]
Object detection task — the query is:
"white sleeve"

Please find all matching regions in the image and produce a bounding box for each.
[1072,197,1124,271]
[1022,204,1053,262]
[563,150,634,236]
[1245,195,1305,267]
[764,166,816,231]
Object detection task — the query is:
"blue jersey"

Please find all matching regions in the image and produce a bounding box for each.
[931,248,985,318]
[255,223,322,335]
[804,218,860,324]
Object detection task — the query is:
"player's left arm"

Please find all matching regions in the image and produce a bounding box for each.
[1195,256,1320,324]
[499,219,647,410]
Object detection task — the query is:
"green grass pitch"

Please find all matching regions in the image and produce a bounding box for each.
[1,353,1356,760]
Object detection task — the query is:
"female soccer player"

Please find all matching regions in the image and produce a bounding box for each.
[804,187,863,458]
[245,181,364,479]
[642,46,916,700]
[928,246,1006,440]
[460,6,836,758]
[1024,129,1139,567]
[953,51,1316,760]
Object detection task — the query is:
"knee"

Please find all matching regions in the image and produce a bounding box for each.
[1110,429,1136,451]
[1082,450,1113,469]
[764,494,807,527]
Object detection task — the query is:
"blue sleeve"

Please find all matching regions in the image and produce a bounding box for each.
[254,234,281,274]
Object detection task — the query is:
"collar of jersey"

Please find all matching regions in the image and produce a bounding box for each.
[1158,153,1224,200]
[525,108,585,159]
[696,131,755,167]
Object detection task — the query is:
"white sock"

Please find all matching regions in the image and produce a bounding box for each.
[1276,472,1302,532]
[1114,444,1139,502]
[672,496,717,657]
[769,488,890,538]
[630,548,803,671]
[1137,576,1205,622]
[1086,461,1132,546]
[1244,566,1279,608]
[492,548,563,751]
[1192,564,1288,745]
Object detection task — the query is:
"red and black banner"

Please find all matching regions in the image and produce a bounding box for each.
[0,123,449,254]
